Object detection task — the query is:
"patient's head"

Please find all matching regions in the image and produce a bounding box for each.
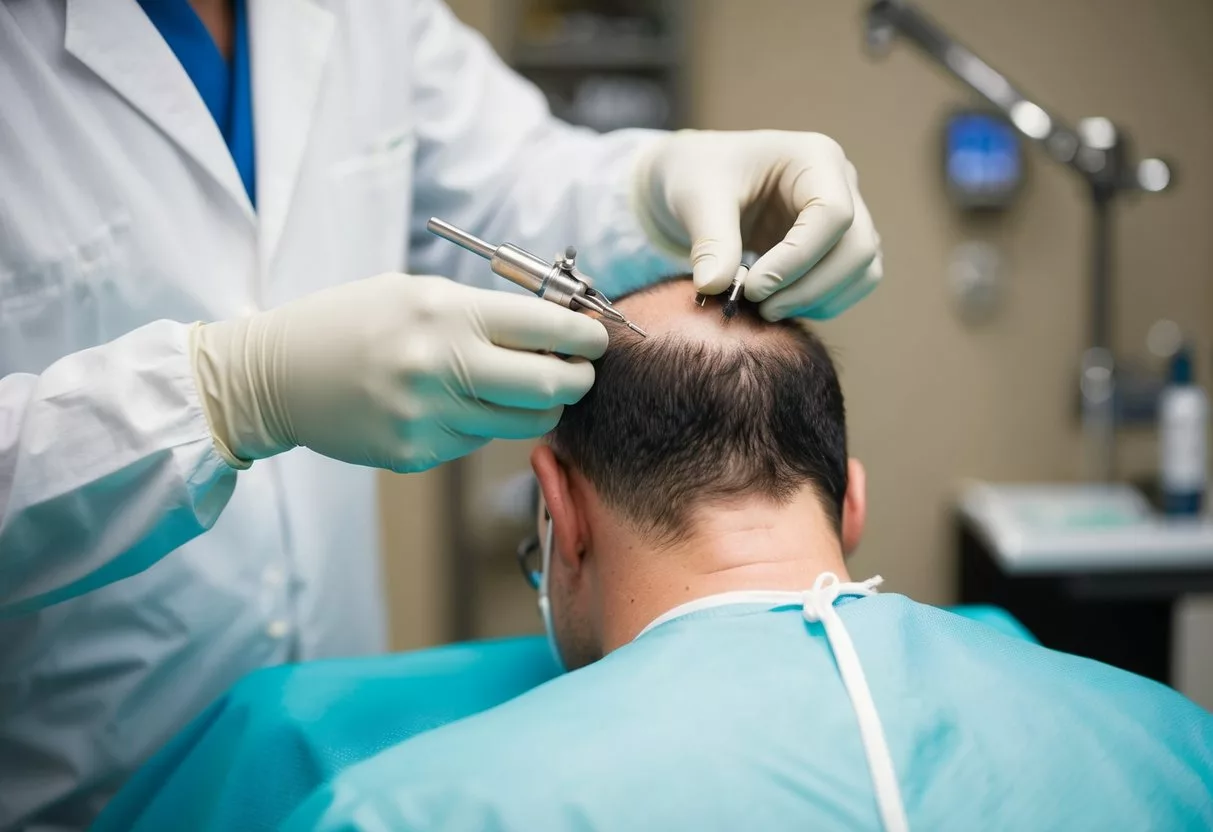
[530,276,866,669]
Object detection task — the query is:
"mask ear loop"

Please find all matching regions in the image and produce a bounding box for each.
[537,499,565,672]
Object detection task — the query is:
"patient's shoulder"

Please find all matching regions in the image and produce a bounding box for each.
[295,668,642,829]
[893,596,1213,741]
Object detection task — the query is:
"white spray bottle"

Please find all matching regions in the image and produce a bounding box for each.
[1159,344,1208,515]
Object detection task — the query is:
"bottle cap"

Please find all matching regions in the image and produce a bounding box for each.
[1169,345,1193,385]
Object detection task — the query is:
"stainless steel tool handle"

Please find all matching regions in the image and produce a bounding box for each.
[427,217,571,302]
[426,217,495,259]
[491,245,558,296]
[426,217,647,336]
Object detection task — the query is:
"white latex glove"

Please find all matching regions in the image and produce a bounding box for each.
[635,129,883,320]
[190,274,608,473]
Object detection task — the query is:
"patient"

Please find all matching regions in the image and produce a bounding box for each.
[290,278,1213,831]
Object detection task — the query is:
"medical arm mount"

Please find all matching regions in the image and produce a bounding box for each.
[864,0,1175,481]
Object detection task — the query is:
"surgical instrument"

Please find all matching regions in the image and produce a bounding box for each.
[695,264,748,319]
[426,218,647,337]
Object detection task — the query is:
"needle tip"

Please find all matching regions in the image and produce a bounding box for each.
[627,321,648,337]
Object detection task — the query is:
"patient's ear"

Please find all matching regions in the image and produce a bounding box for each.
[841,458,867,555]
[531,444,587,571]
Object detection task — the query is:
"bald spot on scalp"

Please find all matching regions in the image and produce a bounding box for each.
[606,277,808,355]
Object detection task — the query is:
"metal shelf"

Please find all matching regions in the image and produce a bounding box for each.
[512,38,680,71]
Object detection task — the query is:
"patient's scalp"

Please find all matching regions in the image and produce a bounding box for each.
[611,277,797,350]
[553,273,848,541]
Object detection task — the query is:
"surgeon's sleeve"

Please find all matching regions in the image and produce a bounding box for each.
[0,320,236,616]
[405,0,684,299]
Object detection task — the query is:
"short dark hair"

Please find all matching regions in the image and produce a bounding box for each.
[549,276,847,542]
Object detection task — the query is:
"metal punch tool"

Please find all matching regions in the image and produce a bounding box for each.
[696,263,749,319]
[427,218,647,337]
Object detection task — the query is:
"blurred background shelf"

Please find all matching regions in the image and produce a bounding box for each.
[511,39,680,71]
[505,0,689,131]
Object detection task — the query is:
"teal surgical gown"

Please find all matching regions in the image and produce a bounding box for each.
[93,637,560,832]
[286,595,1213,831]
[94,604,1031,831]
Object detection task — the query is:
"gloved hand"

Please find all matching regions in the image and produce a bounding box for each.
[190,274,608,473]
[634,130,882,320]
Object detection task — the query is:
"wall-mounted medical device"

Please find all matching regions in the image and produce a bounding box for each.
[943,110,1023,211]
[866,0,1175,481]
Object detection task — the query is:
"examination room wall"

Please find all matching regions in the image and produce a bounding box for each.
[380,0,1213,705]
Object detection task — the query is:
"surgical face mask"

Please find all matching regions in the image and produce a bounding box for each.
[537,506,566,672]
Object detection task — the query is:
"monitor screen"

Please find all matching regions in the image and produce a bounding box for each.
[945,112,1022,206]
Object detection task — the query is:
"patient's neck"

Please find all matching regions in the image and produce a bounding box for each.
[595,488,849,653]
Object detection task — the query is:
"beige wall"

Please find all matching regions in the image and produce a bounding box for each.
[689,0,1213,605]
[383,1,1213,678]
[698,0,1213,708]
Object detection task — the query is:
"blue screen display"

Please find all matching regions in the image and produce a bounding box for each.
[945,113,1021,196]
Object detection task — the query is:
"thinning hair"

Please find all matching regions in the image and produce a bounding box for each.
[549,276,847,543]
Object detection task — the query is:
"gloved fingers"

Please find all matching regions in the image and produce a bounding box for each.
[446,402,566,440]
[386,434,490,474]
[478,293,609,360]
[744,150,857,304]
[673,187,745,295]
[807,255,883,319]
[756,185,880,321]
[769,249,883,321]
[470,348,597,410]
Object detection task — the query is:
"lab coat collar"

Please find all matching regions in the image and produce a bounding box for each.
[64,0,255,223]
[248,0,335,274]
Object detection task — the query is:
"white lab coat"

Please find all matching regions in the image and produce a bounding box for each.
[0,0,674,827]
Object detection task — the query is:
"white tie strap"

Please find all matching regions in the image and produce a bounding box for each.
[635,572,909,831]
[803,572,909,832]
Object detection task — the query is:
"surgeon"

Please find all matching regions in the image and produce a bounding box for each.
[289,277,1213,832]
[0,0,883,827]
